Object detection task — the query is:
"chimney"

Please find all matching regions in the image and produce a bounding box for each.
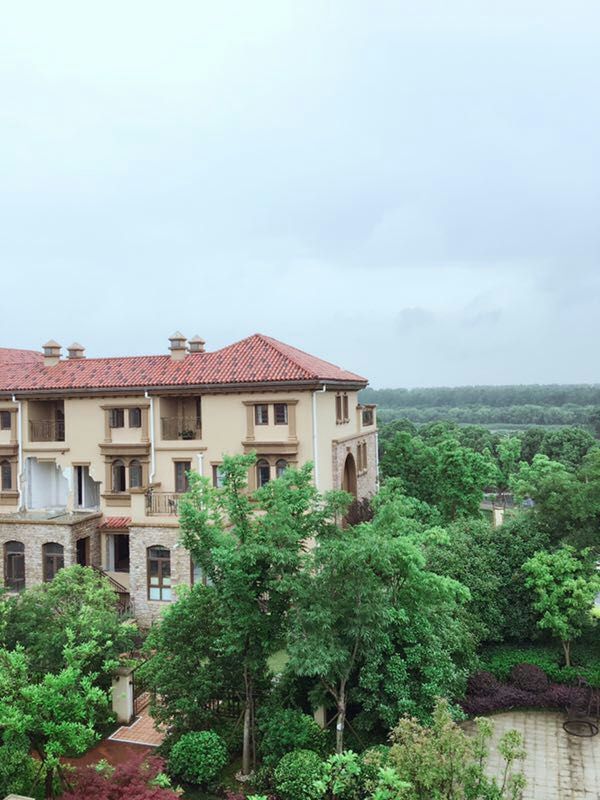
[67,342,85,359]
[42,340,62,367]
[168,331,187,361]
[188,335,205,353]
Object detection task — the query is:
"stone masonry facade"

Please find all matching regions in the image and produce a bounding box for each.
[331,429,378,500]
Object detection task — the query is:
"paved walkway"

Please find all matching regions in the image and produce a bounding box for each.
[466,711,600,799]
[109,705,165,747]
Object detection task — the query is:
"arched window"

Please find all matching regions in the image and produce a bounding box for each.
[0,460,12,491]
[112,459,126,493]
[43,542,64,582]
[147,546,171,601]
[256,459,270,488]
[4,541,25,591]
[275,459,288,478]
[129,460,143,489]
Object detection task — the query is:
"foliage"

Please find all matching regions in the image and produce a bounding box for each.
[479,643,600,687]
[467,671,500,697]
[387,699,526,800]
[0,736,40,800]
[314,751,363,799]
[273,749,324,800]
[258,707,327,768]
[0,641,110,798]
[523,546,600,667]
[509,664,548,694]
[178,454,348,774]
[462,679,588,717]
[359,747,391,796]
[168,730,228,786]
[141,583,240,738]
[61,754,179,800]
[1,565,134,681]
[286,519,469,750]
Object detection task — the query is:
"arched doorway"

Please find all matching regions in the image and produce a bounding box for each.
[342,453,357,498]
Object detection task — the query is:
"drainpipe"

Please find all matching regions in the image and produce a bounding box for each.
[375,430,380,491]
[12,395,23,509]
[197,452,204,477]
[145,392,156,484]
[311,384,327,490]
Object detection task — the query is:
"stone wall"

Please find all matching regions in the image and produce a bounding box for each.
[331,429,378,500]
[128,523,191,628]
[0,513,102,590]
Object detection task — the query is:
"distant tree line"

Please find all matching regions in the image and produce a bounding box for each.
[360,384,600,408]
[375,404,597,427]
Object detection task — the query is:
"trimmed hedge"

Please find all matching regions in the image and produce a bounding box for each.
[467,671,499,697]
[510,663,548,694]
[463,682,585,716]
[479,645,600,688]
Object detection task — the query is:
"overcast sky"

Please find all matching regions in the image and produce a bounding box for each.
[1,2,599,388]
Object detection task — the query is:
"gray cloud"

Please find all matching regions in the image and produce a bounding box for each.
[0,1,599,387]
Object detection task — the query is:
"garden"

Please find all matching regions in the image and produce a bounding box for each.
[2,421,600,799]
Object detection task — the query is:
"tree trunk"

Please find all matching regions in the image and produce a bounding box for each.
[563,640,572,668]
[335,690,346,754]
[241,667,253,777]
[45,767,54,800]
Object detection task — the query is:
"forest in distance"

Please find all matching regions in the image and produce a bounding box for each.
[359,383,600,429]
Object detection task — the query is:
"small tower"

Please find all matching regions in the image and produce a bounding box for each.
[188,335,206,353]
[168,332,187,361]
[42,340,62,367]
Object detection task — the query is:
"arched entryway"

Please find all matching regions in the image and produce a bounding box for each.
[342,453,358,498]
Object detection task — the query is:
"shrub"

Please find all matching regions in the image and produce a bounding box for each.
[360,746,391,796]
[274,749,324,800]
[462,682,589,716]
[259,708,327,769]
[315,751,362,800]
[168,730,227,787]
[481,643,600,688]
[466,670,500,697]
[510,663,548,693]
[62,755,179,799]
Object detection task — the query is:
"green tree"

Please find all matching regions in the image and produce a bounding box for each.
[496,436,522,490]
[387,699,526,800]
[523,546,600,667]
[286,523,468,752]
[178,454,347,776]
[140,583,241,738]
[0,642,109,798]
[540,427,597,470]
[2,565,134,681]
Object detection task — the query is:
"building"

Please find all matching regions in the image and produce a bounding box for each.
[0,333,377,625]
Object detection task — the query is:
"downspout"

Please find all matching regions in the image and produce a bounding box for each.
[145,391,156,484]
[197,452,204,477]
[12,395,22,509]
[375,429,380,491]
[311,384,327,490]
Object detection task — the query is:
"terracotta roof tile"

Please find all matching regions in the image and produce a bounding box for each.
[0,334,367,393]
[99,516,132,530]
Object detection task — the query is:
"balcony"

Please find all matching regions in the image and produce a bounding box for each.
[29,419,65,442]
[361,406,375,427]
[145,491,182,516]
[160,417,202,440]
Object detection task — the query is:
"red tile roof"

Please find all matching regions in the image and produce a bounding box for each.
[0,347,43,365]
[0,334,367,394]
[99,516,131,530]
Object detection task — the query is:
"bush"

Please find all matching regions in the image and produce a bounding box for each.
[274,749,324,800]
[462,682,588,716]
[259,708,327,769]
[481,644,600,688]
[510,663,548,693]
[62,755,178,799]
[360,746,391,796]
[466,670,500,697]
[168,731,228,787]
[315,751,362,800]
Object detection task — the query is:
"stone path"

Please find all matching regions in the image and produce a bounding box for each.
[466,711,600,799]
[109,705,165,747]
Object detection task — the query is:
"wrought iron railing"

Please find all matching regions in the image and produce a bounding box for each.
[145,491,182,515]
[29,419,65,441]
[160,417,202,440]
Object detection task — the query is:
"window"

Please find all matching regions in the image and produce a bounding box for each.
[43,542,64,582]
[255,404,269,425]
[147,546,171,601]
[129,407,142,428]
[256,459,270,488]
[335,394,343,424]
[357,442,368,473]
[343,394,349,422]
[0,410,11,430]
[129,460,143,489]
[1,460,12,491]
[112,459,127,493]
[109,408,125,428]
[212,464,225,488]
[274,403,288,425]
[275,459,288,478]
[4,541,25,592]
[175,461,191,494]
[195,397,202,429]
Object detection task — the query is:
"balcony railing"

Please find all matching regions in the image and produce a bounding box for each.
[361,407,375,427]
[160,417,202,440]
[29,419,65,442]
[145,491,182,516]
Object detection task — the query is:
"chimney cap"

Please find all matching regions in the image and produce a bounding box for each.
[189,335,205,344]
[169,331,186,341]
[188,335,206,353]
[67,342,85,359]
[67,342,84,351]
[43,339,61,349]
